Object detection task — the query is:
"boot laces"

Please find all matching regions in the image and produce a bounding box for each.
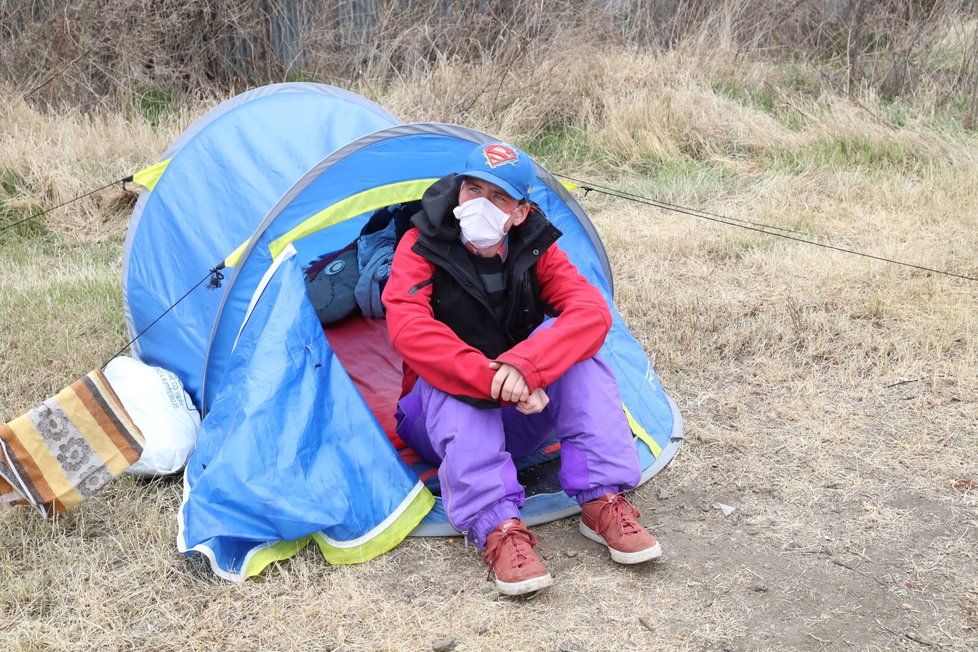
[483,524,539,579]
[597,494,643,537]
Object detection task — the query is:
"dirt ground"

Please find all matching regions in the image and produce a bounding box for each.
[293,446,977,652]
[369,362,978,651]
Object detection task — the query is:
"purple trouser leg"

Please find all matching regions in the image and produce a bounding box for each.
[396,354,640,548]
[397,381,525,547]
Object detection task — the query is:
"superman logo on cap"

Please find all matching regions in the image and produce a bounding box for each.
[483,144,519,168]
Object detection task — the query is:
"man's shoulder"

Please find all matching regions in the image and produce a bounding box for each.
[394,226,424,255]
[400,226,421,245]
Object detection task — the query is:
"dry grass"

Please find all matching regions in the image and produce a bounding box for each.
[2,23,978,652]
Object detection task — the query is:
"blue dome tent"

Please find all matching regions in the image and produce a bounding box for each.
[122,84,683,581]
[123,83,400,405]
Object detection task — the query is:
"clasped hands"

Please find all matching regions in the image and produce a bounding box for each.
[488,361,549,415]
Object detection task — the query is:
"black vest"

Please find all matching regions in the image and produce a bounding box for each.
[412,214,561,359]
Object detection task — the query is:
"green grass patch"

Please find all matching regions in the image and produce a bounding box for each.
[770,135,927,172]
[0,235,125,416]
[945,98,978,133]
[0,168,48,243]
[0,167,20,196]
[714,78,776,113]
[880,98,915,129]
[523,124,598,167]
[285,69,318,83]
[713,63,821,132]
[634,158,734,203]
[0,217,50,244]
[133,86,176,127]
[0,233,121,269]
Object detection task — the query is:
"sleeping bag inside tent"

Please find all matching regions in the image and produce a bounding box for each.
[122,84,683,581]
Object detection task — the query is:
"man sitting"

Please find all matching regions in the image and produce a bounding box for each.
[383,141,661,595]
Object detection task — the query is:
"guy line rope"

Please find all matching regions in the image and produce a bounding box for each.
[555,173,978,283]
[3,172,976,290]
[1,171,974,375]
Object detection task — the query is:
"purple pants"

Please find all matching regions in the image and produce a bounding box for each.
[396,354,640,548]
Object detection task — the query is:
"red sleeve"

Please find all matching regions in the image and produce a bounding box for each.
[382,229,497,401]
[494,243,611,391]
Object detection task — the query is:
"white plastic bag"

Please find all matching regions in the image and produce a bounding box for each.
[103,356,201,476]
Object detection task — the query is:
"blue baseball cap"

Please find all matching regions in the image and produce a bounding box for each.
[461,142,535,201]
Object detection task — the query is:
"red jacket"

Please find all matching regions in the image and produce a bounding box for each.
[384,224,612,404]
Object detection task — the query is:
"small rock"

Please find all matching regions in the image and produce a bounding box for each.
[699,503,711,512]
[722,644,735,652]
[405,590,416,600]
[431,638,456,652]
[477,623,491,635]
[565,550,578,558]
[657,487,670,501]
[543,553,555,560]
[712,502,736,516]
[751,582,769,593]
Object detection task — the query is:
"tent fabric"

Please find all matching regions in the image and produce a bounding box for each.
[123,83,400,406]
[175,246,432,580]
[122,84,683,581]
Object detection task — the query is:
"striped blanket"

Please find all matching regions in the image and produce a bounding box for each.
[0,370,144,517]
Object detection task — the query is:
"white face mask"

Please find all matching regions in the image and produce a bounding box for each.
[453,197,513,249]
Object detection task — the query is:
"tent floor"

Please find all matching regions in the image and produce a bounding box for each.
[324,314,565,498]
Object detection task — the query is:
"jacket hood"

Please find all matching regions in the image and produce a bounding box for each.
[411,174,463,241]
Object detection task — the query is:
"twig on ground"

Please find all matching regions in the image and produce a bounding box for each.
[884,377,927,389]
[875,620,936,647]
[904,631,936,647]
[831,558,856,571]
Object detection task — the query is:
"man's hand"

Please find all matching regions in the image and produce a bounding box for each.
[516,388,549,415]
[488,361,530,403]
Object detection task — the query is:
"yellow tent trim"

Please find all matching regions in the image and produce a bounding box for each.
[624,405,662,458]
[267,178,439,261]
[311,485,435,565]
[241,484,434,577]
[223,178,438,269]
[132,159,171,191]
[244,535,314,579]
[561,180,579,191]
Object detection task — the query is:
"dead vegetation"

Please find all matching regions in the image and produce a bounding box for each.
[3,0,978,123]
